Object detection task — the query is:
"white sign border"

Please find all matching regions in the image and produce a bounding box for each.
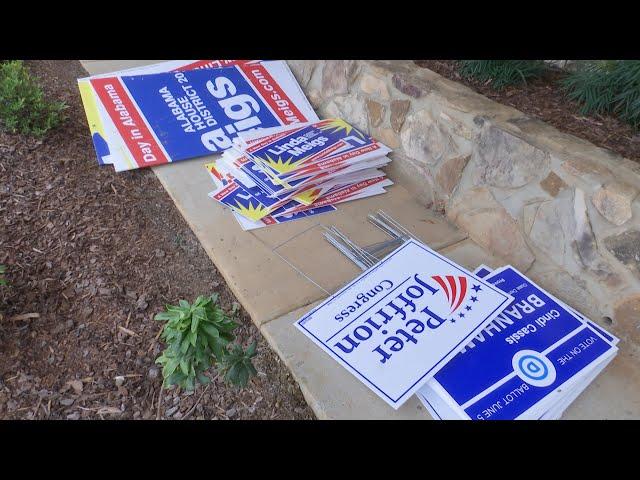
[295,239,514,409]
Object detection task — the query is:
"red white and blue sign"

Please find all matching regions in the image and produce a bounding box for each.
[295,239,513,409]
[79,60,318,172]
[246,118,389,181]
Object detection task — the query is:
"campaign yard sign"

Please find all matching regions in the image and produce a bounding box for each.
[78,60,262,169]
[473,265,619,348]
[204,161,338,230]
[79,60,318,172]
[418,265,618,420]
[295,239,513,409]
[245,118,390,181]
[205,118,394,230]
[470,264,618,421]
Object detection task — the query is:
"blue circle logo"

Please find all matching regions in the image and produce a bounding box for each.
[512,350,556,387]
[518,355,549,381]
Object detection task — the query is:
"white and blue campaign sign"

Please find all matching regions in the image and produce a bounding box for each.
[543,357,613,420]
[245,118,388,181]
[473,265,619,347]
[418,265,618,420]
[469,264,618,420]
[80,60,317,172]
[295,239,514,409]
[419,265,618,420]
[79,60,263,169]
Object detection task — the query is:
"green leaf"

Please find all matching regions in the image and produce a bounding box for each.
[209,337,226,361]
[165,371,185,388]
[180,358,189,376]
[218,343,258,387]
[225,363,241,384]
[164,357,180,378]
[201,323,220,339]
[180,334,191,354]
[246,341,257,358]
[195,347,208,365]
[237,366,250,387]
[219,330,236,343]
[191,315,200,334]
[192,306,207,332]
[154,311,178,322]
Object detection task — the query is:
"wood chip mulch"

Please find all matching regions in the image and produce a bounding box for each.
[0,60,314,420]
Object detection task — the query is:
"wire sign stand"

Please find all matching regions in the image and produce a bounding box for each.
[322,210,420,272]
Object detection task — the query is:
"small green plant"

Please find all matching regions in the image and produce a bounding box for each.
[0,60,67,136]
[219,342,258,387]
[154,294,257,390]
[458,60,547,90]
[0,264,7,286]
[562,60,640,129]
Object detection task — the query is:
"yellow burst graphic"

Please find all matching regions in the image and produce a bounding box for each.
[317,118,365,138]
[293,188,322,206]
[257,154,299,174]
[234,200,271,221]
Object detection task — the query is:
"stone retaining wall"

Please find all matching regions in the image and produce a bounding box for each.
[287,60,640,346]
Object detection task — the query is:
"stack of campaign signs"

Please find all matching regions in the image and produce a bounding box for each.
[205,119,393,230]
[78,60,318,172]
[78,60,394,230]
[294,239,618,419]
[416,264,619,420]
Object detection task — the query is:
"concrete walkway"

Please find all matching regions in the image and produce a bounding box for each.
[80,61,640,419]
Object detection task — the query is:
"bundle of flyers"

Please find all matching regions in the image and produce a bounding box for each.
[416,264,619,420]
[293,236,618,419]
[77,60,318,172]
[205,119,394,230]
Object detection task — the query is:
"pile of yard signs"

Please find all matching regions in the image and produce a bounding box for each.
[78,60,394,229]
[78,60,317,172]
[206,119,394,230]
[295,239,618,418]
[415,263,619,420]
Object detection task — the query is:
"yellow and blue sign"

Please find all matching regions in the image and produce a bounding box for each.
[247,119,379,179]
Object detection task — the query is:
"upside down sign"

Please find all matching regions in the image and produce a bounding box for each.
[78,60,317,172]
[295,239,513,409]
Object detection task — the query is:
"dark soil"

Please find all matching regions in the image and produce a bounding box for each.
[0,60,314,420]
[415,60,640,163]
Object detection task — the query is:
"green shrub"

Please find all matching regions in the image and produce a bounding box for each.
[0,264,7,286]
[562,60,640,129]
[458,60,547,90]
[154,294,257,390]
[0,60,67,136]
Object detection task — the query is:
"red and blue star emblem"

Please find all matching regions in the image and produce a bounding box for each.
[431,275,482,323]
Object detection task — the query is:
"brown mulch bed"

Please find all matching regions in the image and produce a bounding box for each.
[0,60,314,420]
[415,60,640,163]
